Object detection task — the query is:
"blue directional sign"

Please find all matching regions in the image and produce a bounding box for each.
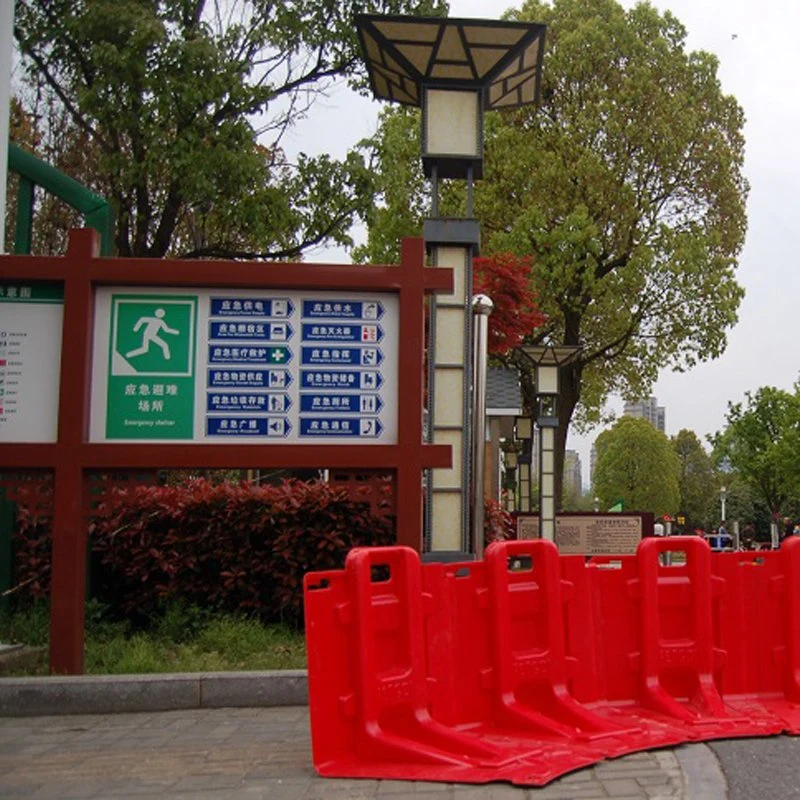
[209,321,292,341]
[300,346,382,367]
[208,345,291,365]
[210,297,294,317]
[207,368,291,389]
[302,300,384,320]
[207,392,290,413]
[299,370,383,390]
[301,323,383,343]
[299,394,382,414]
[206,417,291,437]
[299,417,383,437]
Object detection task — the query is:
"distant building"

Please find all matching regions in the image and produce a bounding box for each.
[623,396,665,432]
[563,450,582,502]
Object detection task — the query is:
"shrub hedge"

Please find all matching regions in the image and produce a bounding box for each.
[10,477,512,628]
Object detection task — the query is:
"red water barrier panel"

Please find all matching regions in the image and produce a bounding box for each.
[304,536,800,786]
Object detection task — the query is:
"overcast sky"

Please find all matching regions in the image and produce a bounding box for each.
[287,0,800,488]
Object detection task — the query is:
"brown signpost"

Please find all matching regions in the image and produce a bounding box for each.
[0,229,452,674]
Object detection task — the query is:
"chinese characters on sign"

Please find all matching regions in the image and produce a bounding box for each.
[0,283,64,443]
[90,289,398,444]
[517,514,643,555]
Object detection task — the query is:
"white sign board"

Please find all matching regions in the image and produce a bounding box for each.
[90,287,399,444]
[0,282,64,443]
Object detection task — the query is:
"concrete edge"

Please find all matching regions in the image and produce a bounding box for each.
[673,742,729,799]
[0,669,309,717]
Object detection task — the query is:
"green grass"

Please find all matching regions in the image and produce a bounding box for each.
[0,601,307,677]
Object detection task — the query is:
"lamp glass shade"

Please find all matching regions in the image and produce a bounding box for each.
[515,416,532,439]
[423,88,481,158]
[537,394,557,419]
[505,451,518,468]
[536,364,559,394]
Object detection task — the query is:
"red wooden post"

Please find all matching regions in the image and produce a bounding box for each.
[49,230,97,673]
[395,237,426,551]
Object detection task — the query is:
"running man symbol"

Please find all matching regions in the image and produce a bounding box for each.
[125,309,179,360]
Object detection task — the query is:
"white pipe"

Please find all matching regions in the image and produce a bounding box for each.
[471,294,492,559]
[0,1,15,254]
[0,2,14,253]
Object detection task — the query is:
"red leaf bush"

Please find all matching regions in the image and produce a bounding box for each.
[10,476,514,628]
[87,478,394,627]
[484,497,515,545]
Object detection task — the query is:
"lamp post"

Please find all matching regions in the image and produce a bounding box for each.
[520,344,581,542]
[720,485,727,525]
[355,15,547,553]
[514,415,533,512]
[593,496,600,513]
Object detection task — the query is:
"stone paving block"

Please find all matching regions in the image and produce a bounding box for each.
[598,778,643,796]
[528,784,609,800]
[636,775,671,786]
[486,784,531,799]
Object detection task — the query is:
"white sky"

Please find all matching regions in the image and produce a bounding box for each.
[286,0,800,488]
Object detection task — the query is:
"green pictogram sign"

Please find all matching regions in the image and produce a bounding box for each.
[107,295,197,439]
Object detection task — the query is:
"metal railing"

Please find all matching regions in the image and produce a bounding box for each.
[8,142,114,256]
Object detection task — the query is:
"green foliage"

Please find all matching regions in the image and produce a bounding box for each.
[711,385,800,515]
[13,0,447,258]
[359,0,747,503]
[0,600,50,647]
[593,417,680,515]
[1,602,307,676]
[671,429,715,529]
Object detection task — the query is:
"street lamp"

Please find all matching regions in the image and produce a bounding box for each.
[720,485,727,524]
[356,15,547,553]
[520,344,581,542]
[514,415,533,513]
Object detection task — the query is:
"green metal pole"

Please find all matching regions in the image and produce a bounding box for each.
[8,143,115,255]
[14,176,34,255]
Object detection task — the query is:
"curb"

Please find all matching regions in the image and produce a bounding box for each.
[674,742,730,799]
[0,669,308,717]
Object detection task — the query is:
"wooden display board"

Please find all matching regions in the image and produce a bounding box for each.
[0,229,452,673]
[516,512,650,555]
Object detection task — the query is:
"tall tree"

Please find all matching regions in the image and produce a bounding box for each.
[13,0,447,258]
[671,429,715,529]
[710,386,800,517]
[358,0,747,504]
[593,416,679,516]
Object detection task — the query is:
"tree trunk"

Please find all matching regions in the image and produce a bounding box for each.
[555,360,583,510]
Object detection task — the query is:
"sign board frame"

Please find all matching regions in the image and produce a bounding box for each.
[0,229,452,673]
[515,512,654,555]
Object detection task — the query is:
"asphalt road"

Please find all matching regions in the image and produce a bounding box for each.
[711,735,800,799]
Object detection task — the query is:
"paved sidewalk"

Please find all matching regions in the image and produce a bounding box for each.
[0,705,723,799]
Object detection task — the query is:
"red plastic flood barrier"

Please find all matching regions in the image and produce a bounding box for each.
[304,536,800,786]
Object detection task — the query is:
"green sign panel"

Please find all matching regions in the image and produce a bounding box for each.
[107,295,197,439]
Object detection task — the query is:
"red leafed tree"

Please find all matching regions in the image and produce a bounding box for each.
[473,253,547,355]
